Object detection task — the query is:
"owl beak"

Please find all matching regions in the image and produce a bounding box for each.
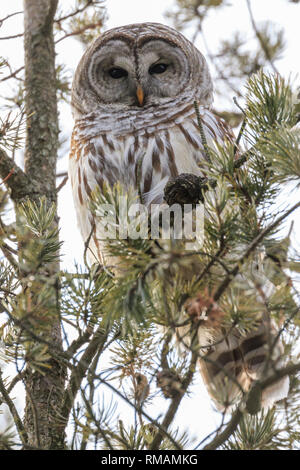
[136,85,144,107]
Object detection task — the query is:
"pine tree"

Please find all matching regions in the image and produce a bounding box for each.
[0,0,299,450]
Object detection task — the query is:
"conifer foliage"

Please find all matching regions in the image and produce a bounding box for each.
[0,0,299,450]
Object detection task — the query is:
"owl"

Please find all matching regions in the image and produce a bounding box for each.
[69,23,289,411]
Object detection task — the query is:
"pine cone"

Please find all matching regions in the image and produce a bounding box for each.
[164,173,214,206]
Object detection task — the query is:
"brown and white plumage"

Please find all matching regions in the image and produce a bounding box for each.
[69,22,288,411]
[184,291,289,410]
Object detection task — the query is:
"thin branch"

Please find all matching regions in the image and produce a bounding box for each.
[0,372,24,407]
[92,373,182,450]
[66,324,94,357]
[60,325,108,425]
[0,11,23,25]
[199,23,243,98]
[55,1,93,24]
[56,175,68,193]
[212,200,300,306]
[55,21,103,44]
[0,32,23,40]
[80,347,109,450]
[192,245,225,288]
[246,0,279,74]
[80,390,114,450]
[0,371,28,445]
[150,350,198,450]
[0,240,18,270]
[0,168,15,186]
[0,66,24,82]
[0,147,31,201]
[202,407,243,450]
[259,362,300,392]
[195,408,228,449]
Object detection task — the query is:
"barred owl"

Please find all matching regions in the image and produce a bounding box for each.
[69,23,289,411]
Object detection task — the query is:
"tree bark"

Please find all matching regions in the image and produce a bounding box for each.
[22,0,66,449]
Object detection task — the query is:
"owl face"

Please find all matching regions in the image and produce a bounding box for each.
[72,23,213,117]
[87,38,190,107]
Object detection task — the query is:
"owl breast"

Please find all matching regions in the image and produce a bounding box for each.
[69,107,232,264]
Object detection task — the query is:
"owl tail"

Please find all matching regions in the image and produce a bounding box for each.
[197,315,289,412]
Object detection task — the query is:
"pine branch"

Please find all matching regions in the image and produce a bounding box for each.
[0,66,24,82]
[66,324,94,357]
[150,350,198,450]
[0,372,24,407]
[246,0,279,73]
[212,200,300,306]
[0,147,32,201]
[60,325,109,425]
[55,20,103,44]
[55,1,93,24]
[0,371,28,446]
[0,11,23,25]
[0,33,24,40]
[202,408,243,450]
[91,372,183,450]
[0,240,18,270]
[259,362,300,392]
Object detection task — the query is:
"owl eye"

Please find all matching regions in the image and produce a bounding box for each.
[149,63,168,75]
[108,67,128,79]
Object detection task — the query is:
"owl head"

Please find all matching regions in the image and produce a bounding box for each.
[72,22,213,117]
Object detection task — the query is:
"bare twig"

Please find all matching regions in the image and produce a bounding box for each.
[0,167,15,185]
[55,21,103,44]
[150,350,198,450]
[212,200,300,306]
[60,325,108,425]
[0,147,32,201]
[0,32,23,40]
[0,65,24,82]
[0,372,24,407]
[56,175,68,193]
[55,1,93,24]
[0,370,28,445]
[0,11,23,26]
[198,23,243,98]
[93,373,182,450]
[202,407,243,450]
[0,240,18,270]
[246,0,279,74]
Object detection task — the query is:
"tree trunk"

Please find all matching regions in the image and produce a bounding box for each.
[22,0,65,449]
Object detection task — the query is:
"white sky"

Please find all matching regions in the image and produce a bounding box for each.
[0,0,300,448]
